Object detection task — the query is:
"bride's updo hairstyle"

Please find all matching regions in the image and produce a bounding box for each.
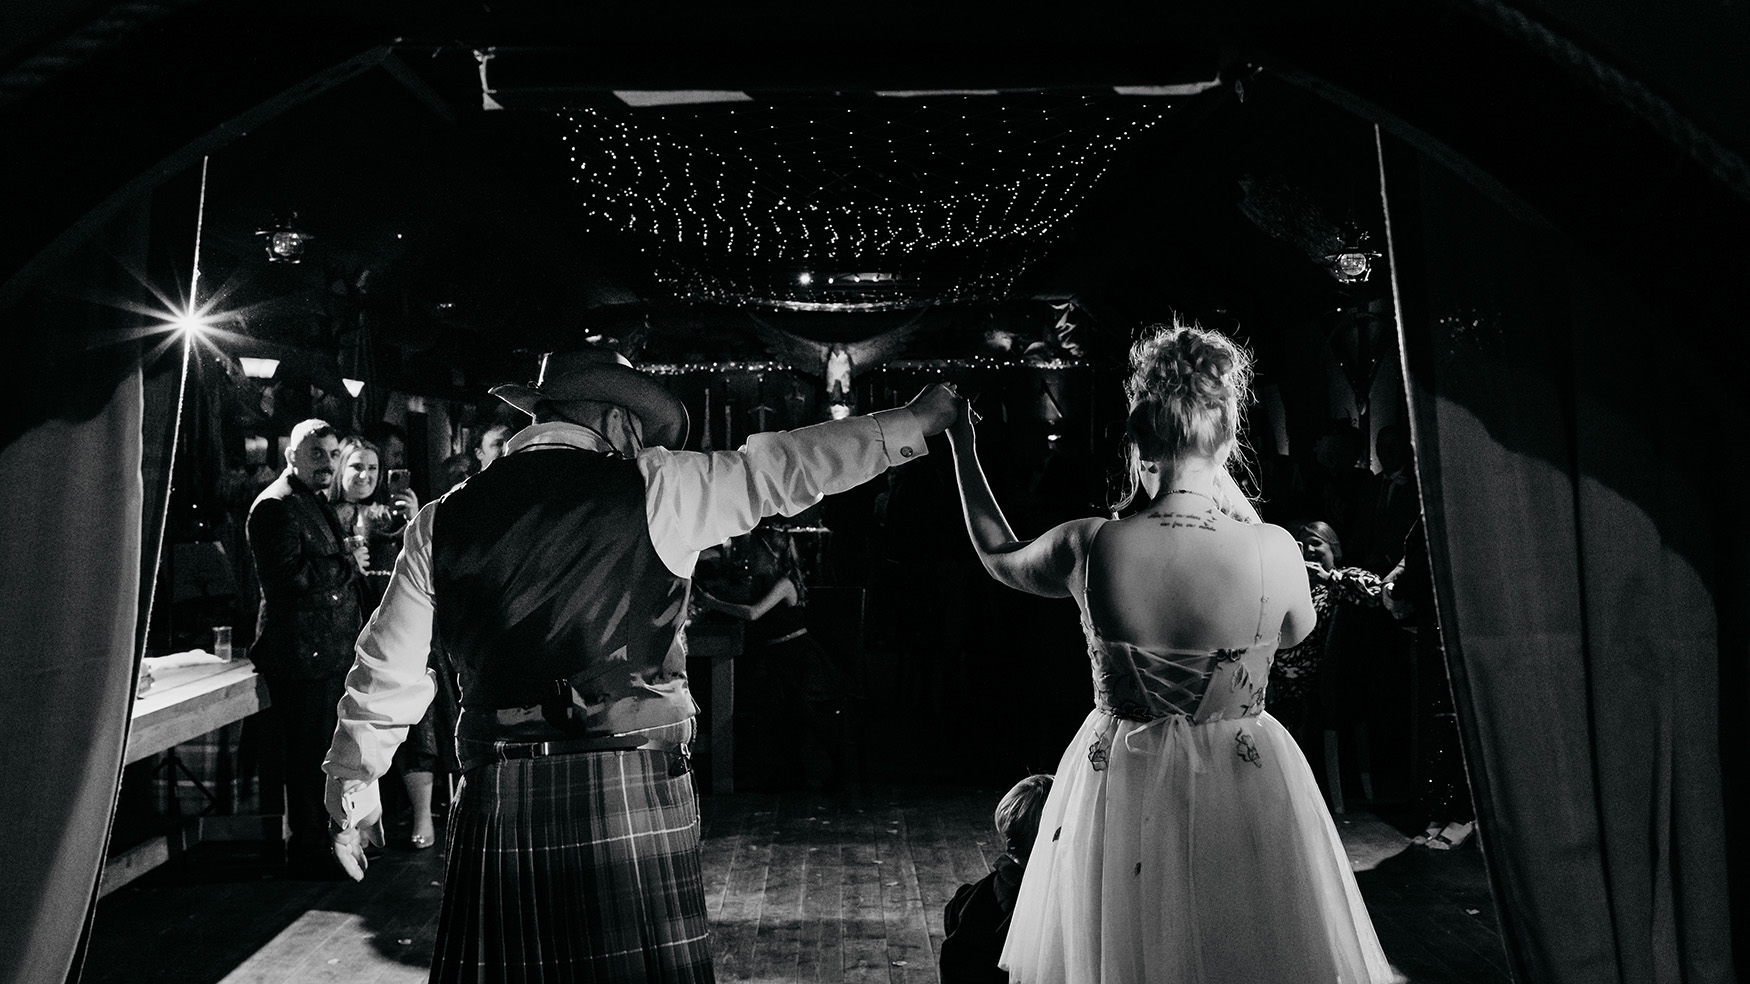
[1125,318,1253,464]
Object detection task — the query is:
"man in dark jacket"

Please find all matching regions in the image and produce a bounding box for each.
[246,417,363,877]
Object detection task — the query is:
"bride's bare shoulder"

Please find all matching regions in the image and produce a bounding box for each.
[1054,516,1109,552]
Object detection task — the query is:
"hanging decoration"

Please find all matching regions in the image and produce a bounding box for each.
[255,209,314,264]
[1329,296,1395,411]
[1324,229,1381,285]
[559,93,1176,311]
[745,308,927,413]
[1237,175,1386,288]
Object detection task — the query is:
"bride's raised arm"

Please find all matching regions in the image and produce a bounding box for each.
[944,400,1092,599]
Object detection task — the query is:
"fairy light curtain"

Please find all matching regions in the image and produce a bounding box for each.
[559,93,1177,311]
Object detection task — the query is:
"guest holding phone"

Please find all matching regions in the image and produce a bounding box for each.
[329,439,419,605]
[328,436,436,849]
[363,421,414,496]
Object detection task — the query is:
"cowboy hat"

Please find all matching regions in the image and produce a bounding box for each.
[490,348,690,450]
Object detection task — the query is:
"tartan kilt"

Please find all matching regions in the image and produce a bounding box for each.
[432,722,714,984]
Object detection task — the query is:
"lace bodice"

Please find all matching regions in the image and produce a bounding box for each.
[1081,517,1276,725]
[1085,613,1274,724]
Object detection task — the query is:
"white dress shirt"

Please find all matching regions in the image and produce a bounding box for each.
[323,407,928,828]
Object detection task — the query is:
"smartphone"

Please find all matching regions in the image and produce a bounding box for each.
[386,468,411,496]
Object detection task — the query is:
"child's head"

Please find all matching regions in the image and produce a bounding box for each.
[994,774,1054,863]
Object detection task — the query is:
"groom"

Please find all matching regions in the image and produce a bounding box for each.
[322,346,958,982]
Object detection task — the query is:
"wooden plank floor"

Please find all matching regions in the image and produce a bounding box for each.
[81,786,1510,984]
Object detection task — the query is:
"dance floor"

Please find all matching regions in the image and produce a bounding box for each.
[81,784,1509,984]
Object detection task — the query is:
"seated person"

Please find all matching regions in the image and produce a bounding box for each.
[940,774,1054,984]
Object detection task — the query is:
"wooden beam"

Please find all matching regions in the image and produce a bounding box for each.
[380,51,458,126]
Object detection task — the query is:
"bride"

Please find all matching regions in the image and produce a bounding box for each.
[943,319,1396,983]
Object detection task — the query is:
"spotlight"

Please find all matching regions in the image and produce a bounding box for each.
[256,211,314,264]
[239,357,280,379]
[341,378,366,398]
[164,301,216,336]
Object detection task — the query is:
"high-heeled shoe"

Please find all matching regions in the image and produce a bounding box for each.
[410,830,437,850]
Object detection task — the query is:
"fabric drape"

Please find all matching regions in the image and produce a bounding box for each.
[1388,141,1740,983]
[0,201,162,984]
[0,348,148,982]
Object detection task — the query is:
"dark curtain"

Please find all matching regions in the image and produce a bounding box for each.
[1387,141,1742,982]
[0,206,155,984]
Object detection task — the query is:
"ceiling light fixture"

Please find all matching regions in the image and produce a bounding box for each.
[613,90,754,107]
[239,357,279,379]
[1325,230,1380,285]
[256,211,314,264]
[341,378,365,398]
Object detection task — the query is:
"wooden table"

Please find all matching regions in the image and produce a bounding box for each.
[125,657,269,764]
[102,656,272,895]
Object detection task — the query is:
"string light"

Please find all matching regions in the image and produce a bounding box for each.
[558,94,1177,311]
[636,356,1086,375]
[640,360,794,376]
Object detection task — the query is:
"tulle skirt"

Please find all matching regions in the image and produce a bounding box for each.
[1000,708,1397,984]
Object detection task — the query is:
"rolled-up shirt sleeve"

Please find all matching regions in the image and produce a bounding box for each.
[643,406,927,577]
[322,501,440,828]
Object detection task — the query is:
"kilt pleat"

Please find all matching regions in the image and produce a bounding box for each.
[431,724,713,984]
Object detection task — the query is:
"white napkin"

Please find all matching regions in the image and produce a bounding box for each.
[142,650,225,670]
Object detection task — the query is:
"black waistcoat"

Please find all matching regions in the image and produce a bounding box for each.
[432,446,693,754]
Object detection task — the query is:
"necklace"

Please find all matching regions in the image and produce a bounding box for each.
[1144,488,1222,529]
[1163,488,1219,506]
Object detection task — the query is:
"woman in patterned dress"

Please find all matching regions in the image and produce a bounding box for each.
[1268,519,1384,760]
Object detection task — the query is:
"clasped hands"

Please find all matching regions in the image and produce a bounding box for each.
[905,382,977,438]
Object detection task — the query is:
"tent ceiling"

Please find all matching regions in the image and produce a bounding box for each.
[128,47,1388,395]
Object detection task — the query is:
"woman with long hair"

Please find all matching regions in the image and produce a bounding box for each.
[328,437,417,605]
[327,436,441,849]
[944,319,1394,983]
